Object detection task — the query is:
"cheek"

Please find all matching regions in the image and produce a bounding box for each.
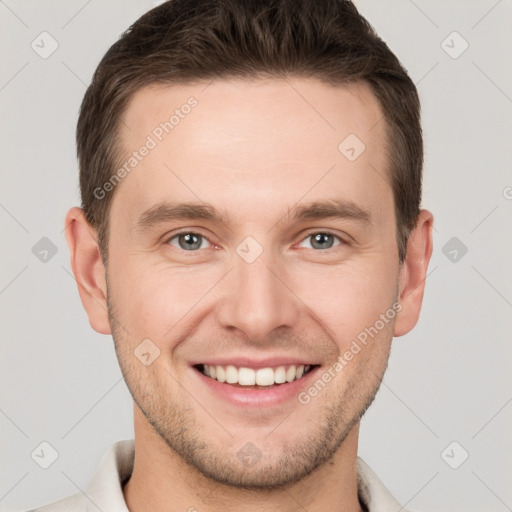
[108,261,221,339]
[292,258,399,345]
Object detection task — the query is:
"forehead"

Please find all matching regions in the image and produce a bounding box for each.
[121,78,385,153]
[112,78,391,227]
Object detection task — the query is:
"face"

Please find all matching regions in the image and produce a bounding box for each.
[103,78,402,488]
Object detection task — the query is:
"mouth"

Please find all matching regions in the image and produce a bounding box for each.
[193,363,320,389]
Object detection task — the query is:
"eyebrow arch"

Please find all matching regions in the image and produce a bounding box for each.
[284,199,372,225]
[136,202,233,232]
[135,199,372,233]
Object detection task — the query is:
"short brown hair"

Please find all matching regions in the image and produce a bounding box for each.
[77,0,422,264]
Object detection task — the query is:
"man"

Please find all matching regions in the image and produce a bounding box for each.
[33,0,433,510]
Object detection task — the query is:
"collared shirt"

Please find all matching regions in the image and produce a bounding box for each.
[30,439,411,512]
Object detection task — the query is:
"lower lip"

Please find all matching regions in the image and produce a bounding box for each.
[193,366,320,408]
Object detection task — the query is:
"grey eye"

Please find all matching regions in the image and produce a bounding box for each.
[299,233,341,250]
[169,232,210,251]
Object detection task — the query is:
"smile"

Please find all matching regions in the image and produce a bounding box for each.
[195,363,318,388]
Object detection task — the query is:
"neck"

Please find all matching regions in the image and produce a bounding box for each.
[123,405,364,512]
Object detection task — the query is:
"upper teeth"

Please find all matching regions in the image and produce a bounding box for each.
[202,364,311,386]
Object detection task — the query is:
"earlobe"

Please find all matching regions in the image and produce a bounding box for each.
[394,209,434,337]
[64,207,112,335]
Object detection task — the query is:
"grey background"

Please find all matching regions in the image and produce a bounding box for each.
[1,1,511,511]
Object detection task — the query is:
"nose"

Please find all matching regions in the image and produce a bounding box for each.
[215,246,302,344]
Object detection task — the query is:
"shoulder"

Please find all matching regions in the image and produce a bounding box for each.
[356,456,414,512]
[28,492,84,512]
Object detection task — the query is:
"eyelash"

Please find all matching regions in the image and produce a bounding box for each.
[164,230,347,253]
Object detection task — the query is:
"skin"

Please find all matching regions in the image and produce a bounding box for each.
[65,78,433,512]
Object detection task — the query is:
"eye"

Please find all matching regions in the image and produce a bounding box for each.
[297,232,343,250]
[167,232,212,251]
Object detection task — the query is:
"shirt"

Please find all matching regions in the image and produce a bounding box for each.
[30,439,411,512]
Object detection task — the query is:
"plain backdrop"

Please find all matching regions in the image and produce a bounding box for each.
[1,1,511,511]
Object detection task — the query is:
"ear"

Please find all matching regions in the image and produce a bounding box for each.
[64,207,111,334]
[394,209,434,337]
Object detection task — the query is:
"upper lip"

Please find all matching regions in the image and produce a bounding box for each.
[191,356,319,369]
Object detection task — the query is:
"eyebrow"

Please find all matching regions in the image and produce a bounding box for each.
[135,199,372,233]
[136,202,233,232]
